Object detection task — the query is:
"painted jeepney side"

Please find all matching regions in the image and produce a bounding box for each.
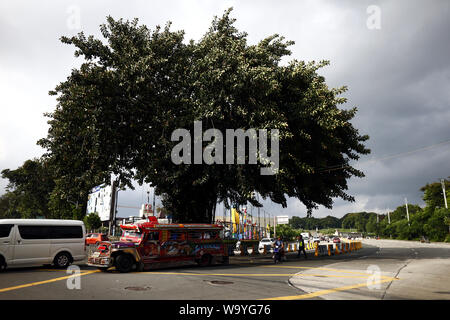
[87,222,227,270]
[138,227,225,266]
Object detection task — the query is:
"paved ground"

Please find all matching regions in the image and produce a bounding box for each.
[289,239,450,300]
[0,239,449,300]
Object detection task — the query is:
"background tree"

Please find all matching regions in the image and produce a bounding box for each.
[274,224,299,240]
[420,179,449,210]
[84,212,102,232]
[0,192,23,219]
[1,159,55,218]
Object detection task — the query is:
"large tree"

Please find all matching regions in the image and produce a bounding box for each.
[38,9,369,223]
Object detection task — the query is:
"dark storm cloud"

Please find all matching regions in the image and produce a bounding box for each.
[1,0,448,219]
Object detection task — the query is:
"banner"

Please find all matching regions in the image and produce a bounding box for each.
[231,208,240,234]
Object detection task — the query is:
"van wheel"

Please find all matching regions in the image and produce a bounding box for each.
[0,256,6,272]
[115,254,134,273]
[54,252,72,268]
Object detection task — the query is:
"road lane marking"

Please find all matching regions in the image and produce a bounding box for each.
[261,278,397,300]
[0,270,100,293]
[262,265,396,279]
[132,271,397,281]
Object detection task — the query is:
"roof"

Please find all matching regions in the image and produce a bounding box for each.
[0,219,84,225]
[120,222,223,231]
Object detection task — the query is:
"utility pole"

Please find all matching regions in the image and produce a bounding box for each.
[108,179,118,236]
[152,186,156,217]
[405,198,410,226]
[263,210,266,237]
[442,179,449,234]
[388,211,391,224]
[257,193,261,239]
[441,179,448,209]
[274,215,276,238]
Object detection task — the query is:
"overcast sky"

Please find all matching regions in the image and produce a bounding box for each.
[1,0,449,220]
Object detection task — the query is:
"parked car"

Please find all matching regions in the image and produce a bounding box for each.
[0,219,86,270]
[313,236,321,243]
[258,238,275,250]
[333,237,341,243]
[85,233,109,246]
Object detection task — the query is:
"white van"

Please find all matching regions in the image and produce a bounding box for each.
[0,219,86,270]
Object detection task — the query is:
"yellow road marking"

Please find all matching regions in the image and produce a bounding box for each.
[134,272,304,276]
[0,270,100,293]
[133,271,396,281]
[262,278,397,300]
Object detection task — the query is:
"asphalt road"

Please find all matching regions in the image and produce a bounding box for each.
[1,239,449,300]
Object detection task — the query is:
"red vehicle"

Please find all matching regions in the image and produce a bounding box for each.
[85,233,109,245]
[87,217,228,272]
[333,237,341,243]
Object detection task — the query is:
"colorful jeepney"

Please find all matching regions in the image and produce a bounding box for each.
[87,217,228,272]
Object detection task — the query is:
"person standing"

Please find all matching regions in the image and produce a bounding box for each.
[297,235,307,259]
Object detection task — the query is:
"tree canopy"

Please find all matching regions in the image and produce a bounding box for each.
[30,9,369,222]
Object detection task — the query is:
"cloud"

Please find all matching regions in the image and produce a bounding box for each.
[1,0,449,220]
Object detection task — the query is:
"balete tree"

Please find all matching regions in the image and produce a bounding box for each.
[37,9,369,223]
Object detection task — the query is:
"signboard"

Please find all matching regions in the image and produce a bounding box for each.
[139,203,153,218]
[86,184,113,222]
[276,215,289,225]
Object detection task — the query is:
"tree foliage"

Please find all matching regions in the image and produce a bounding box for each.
[84,212,103,231]
[290,215,340,230]
[9,9,369,223]
[1,159,55,218]
[286,178,449,242]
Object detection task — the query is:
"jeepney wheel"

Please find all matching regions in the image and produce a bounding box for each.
[115,254,134,273]
[222,256,229,265]
[198,254,212,267]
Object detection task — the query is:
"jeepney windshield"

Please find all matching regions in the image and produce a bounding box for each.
[122,230,143,239]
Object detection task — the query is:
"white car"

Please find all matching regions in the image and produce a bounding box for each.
[258,238,275,250]
[313,236,321,243]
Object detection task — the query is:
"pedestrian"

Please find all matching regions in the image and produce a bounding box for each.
[297,235,307,259]
[273,236,284,263]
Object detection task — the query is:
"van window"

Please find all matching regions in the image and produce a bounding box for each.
[18,225,50,239]
[51,226,83,239]
[0,224,13,238]
[18,225,83,239]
